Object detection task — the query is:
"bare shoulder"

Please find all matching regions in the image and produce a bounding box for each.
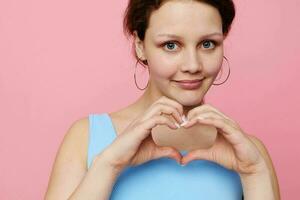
[247,134,281,200]
[62,117,90,167]
[45,116,90,199]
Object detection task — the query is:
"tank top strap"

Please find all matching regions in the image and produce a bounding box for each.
[87,113,117,169]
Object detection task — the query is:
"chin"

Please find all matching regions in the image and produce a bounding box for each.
[175,95,204,107]
[168,83,207,104]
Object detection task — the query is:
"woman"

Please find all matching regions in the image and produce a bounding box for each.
[45,0,280,199]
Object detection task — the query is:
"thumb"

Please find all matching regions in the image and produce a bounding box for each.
[181,149,213,165]
[153,146,182,164]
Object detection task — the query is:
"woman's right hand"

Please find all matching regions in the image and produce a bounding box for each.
[96,96,185,172]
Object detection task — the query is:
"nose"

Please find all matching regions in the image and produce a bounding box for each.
[180,48,202,73]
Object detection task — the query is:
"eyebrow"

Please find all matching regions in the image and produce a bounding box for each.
[156,32,223,39]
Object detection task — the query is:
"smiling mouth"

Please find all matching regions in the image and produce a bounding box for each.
[174,78,204,83]
[173,79,204,90]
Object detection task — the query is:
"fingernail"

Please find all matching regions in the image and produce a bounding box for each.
[180,163,186,166]
[181,115,187,122]
[174,122,180,129]
[180,115,188,126]
[180,120,188,127]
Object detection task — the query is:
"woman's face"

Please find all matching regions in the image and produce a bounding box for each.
[135,0,224,106]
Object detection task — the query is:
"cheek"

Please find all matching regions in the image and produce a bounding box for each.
[203,56,223,76]
[147,54,178,78]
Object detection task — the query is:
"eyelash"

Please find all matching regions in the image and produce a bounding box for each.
[162,40,218,51]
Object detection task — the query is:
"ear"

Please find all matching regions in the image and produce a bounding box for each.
[133,30,146,60]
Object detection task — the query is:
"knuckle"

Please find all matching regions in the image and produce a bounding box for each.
[220,118,227,124]
[203,104,215,111]
[157,105,167,114]
[157,103,175,114]
[156,102,165,106]
[158,96,167,102]
[167,107,175,113]
[155,116,165,124]
[134,122,143,130]
[177,106,183,115]
[205,103,213,108]
[161,116,170,123]
[210,110,218,115]
[156,102,167,110]
[203,105,211,111]
[152,101,182,121]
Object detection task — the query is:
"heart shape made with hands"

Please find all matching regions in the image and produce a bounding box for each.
[151,114,218,152]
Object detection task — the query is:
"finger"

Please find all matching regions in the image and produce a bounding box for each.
[153,146,182,164]
[180,149,213,165]
[115,115,179,156]
[184,111,240,130]
[145,102,184,124]
[131,115,179,142]
[156,96,184,117]
[191,117,246,147]
[187,104,236,125]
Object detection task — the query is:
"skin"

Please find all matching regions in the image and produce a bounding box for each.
[45,1,280,199]
[132,0,223,116]
[128,0,280,199]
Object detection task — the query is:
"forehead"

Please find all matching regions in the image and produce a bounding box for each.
[147,1,222,37]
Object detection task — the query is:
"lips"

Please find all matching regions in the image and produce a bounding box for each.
[174,79,203,90]
[174,78,204,83]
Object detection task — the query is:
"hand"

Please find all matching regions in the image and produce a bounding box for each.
[180,104,268,176]
[99,96,184,171]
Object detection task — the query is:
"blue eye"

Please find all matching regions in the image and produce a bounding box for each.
[163,41,178,51]
[162,40,217,52]
[202,40,216,49]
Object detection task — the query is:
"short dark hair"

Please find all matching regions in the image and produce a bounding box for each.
[123,0,236,65]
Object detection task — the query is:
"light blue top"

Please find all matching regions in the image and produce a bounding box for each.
[87,113,244,200]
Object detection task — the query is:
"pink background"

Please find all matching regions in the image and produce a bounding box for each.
[1,0,299,199]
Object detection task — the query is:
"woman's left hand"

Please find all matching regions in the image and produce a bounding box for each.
[180,104,268,176]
